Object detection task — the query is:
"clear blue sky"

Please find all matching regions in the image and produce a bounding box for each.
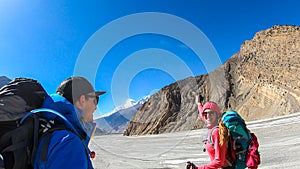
[1,0,299,117]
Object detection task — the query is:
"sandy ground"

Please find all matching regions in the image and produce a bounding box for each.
[89,112,300,169]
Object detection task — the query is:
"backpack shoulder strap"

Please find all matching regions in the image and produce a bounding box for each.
[38,132,52,163]
[36,126,71,164]
[207,126,219,147]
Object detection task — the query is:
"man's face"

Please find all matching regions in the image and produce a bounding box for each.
[81,92,98,122]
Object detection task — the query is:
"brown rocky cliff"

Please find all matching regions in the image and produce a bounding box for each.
[226,25,300,119]
[124,25,300,136]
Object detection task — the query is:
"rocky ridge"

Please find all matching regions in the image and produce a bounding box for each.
[124,25,300,136]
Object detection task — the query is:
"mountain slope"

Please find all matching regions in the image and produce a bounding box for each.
[0,76,11,88]
[94,97,149,134]
[124,25,300,136]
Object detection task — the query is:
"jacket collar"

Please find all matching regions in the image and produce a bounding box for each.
[43,94,96,145]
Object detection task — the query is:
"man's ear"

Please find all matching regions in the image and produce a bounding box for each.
[79,95,87,105]
[74,95,86,108]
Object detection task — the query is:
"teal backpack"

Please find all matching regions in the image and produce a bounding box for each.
[221,110,260,169]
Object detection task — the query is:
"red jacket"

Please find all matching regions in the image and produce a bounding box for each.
[196,127,231,169]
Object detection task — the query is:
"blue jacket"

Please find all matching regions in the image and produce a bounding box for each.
[34,94,95,169]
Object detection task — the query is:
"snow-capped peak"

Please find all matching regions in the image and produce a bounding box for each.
[99,96,149,118]
[124,99,136,108]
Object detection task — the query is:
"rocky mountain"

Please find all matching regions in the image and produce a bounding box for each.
[94,97,149,134]
[124,25,300,136]
[0,76,11,88]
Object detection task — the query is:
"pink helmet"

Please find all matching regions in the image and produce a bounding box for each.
[198,101,221,122]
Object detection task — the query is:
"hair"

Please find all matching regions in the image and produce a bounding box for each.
[218,119,230,146]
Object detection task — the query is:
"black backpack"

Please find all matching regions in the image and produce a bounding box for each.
[0,78,48,169]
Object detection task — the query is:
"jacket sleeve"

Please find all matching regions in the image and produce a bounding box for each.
[44,130,90,169]
[196,128,227,169]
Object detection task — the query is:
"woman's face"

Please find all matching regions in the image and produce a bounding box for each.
[203,109,217,126]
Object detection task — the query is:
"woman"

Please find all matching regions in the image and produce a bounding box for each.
[187,101,233,169]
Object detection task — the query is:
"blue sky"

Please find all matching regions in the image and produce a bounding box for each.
[1,0,299,117]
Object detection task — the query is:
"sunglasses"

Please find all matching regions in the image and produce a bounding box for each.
[85,94,99,105]
[203,111,216,116]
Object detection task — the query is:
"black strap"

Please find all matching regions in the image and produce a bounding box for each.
[1,141,27,153]
[29,114,40,165]
[0,120,29,153]
[36,126,70,163]
[39,133,52,162]
[0,157,4,169]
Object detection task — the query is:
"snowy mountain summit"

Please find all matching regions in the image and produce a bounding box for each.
[94,96,149,134]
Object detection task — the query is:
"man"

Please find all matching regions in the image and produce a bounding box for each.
[34,76,105,169]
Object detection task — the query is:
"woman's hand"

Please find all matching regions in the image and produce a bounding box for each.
[186,161,196,169]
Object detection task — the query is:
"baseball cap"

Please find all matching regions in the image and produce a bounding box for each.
[56,76,106,104]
